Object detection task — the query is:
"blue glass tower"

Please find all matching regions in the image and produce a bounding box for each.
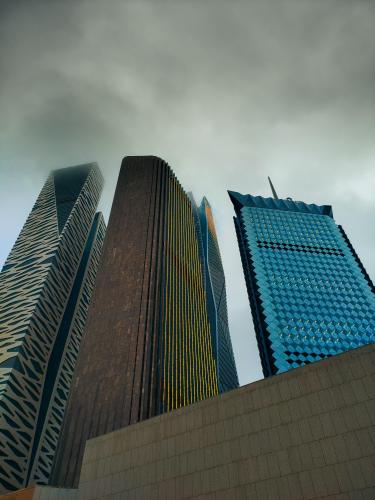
[190,195,239,392]
[229,186,375,377]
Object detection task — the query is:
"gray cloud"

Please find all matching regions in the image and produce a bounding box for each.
[1,0,374,385]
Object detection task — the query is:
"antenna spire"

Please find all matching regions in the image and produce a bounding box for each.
[268,176,279,199]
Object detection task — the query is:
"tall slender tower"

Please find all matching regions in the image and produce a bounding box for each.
[190,195,239,392]
[53,156,218,487]
[229,186,375,377]
[0,164,104,493]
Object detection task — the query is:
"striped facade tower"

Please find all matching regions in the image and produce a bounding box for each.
[53,156,218,487]
[0,165,105,492]
[190,195,239,393]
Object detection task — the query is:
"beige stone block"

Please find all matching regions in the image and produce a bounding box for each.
[306,391,322,417]
[222,416,235,441]
[348,357,366,380]
[266,452,280,478]
[320,412,337,438]
[330,408,349,435]
[288,376,304,400]
[316,366,334,389]
[267,477,283,500]
[267,404,282,428]
[288,446,302,473]
[274,476,291,500]
[232,394,246,416]
[110,472,124,495]
[355,428,375,456]
[278,401,292,425]
[268,426,283,453]
[258,407,272,431]
[245,482,258,500]
[238,433,252,460]
[287,472,304,499]
[278,380,292,402]
[343,432,363,460]
[334,462,354,492]
[247,430,262,457]
[277,423,292,449]
[219,485,247,500]
[256,454,269,481]
[247,408,262,433]
[320,436,338,465]
[308,415,325,441]
[365,398,375,421]
[322,465,341,496]
[276,449,291,476]
[254,479,268,500]
[109,453,123,475]
[242,391,255,413]
[216,465,230,492]
[358,456,375,488]
[309,440,326,468]
[360,350,375,376]
[298,470,316,499]
[187,449,198,474]
[241,434,254,461]
[192,471,203,497]
[226,461,239,489]
[353,402,372,428]
[348,458,368,491]
[237,459,250,486]
[250,388,262,409]
[362,487,375,500]
[287,421,303,447]
[246,455,261,484]
[202,403,218,426]
[182,473,194,498]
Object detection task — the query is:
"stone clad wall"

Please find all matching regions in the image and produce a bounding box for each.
[6,343,375,500]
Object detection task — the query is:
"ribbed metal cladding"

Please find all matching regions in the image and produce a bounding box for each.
[52,156,218,488]
[160,175,218,412]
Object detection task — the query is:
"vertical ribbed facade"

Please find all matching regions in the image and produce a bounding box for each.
[229,190,375,377]
[53,156,218,488]
[190,195,239,393]
[161,181,218,412]
[0,165,104,493]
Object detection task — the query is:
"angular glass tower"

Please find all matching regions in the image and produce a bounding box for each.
[190,195,239,392]
[0,165,105,492]
[229,188,375,377]
[53,156,218,487]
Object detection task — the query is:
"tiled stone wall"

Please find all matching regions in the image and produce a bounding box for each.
[5,343,375,499]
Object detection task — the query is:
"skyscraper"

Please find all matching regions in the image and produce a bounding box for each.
[53,156,218,487]
[229,186,375,378]
[0,165,105,493]
[190,195,239,392]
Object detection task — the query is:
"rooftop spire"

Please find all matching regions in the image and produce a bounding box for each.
[268,176,279,200]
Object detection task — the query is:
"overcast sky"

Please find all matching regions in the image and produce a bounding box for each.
[1,0,374,386]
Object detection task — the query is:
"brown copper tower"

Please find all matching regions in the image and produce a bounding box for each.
[52,156,218,487]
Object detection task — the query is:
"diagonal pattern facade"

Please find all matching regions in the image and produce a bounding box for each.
[0,165,104,492]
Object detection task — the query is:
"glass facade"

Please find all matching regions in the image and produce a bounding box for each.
[229,191,375,377]
[190,195,239,393]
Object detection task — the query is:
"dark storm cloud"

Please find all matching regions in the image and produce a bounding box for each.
[1,0,375,384]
